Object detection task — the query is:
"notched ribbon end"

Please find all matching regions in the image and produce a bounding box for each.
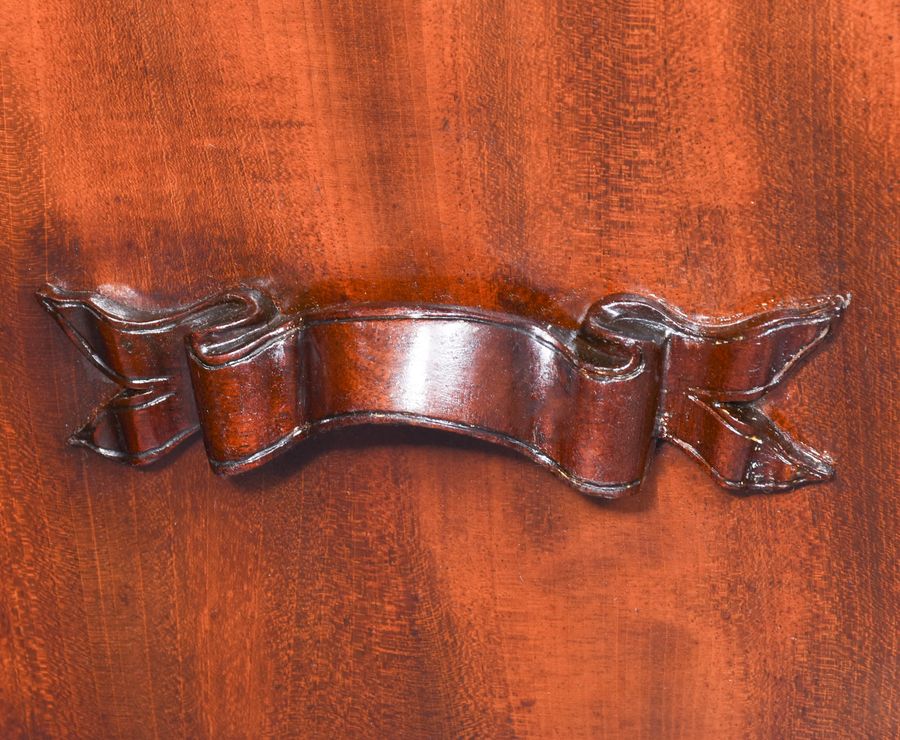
[714,403,836,494]
[65,400,137,464]
[67,414,131,463]
[63,388,199,466]
[658,292,849,494]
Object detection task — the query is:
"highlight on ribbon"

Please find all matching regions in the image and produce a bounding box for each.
[38,283,848,498]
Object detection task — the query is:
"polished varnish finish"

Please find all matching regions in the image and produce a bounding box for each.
[1,0,896,736]
[41,284,846,496]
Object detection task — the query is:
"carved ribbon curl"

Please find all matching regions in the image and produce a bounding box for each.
[38,284,847,497]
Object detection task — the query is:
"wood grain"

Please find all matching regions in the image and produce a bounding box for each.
[0,0,896,736]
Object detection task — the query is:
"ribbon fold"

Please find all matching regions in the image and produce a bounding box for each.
[38,284,847,497]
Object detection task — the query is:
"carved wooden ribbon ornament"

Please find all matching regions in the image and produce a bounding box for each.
[38,285,847,497]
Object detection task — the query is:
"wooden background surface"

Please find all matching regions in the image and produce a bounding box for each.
[1,0,896,736]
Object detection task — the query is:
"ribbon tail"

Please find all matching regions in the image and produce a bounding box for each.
[662,294,849,492]
[70,388,200,465]
[669,396,834,491]
[37,284,270,465]
[37,284,165,387]
[590,291,849,493]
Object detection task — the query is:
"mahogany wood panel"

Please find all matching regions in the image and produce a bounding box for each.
[0,0,896,737]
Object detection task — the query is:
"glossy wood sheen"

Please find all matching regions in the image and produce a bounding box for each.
[0,0,896,737]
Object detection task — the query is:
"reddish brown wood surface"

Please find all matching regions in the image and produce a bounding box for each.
[0,0,896,737]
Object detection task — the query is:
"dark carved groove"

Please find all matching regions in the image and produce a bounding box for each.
[38,284,848,497]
